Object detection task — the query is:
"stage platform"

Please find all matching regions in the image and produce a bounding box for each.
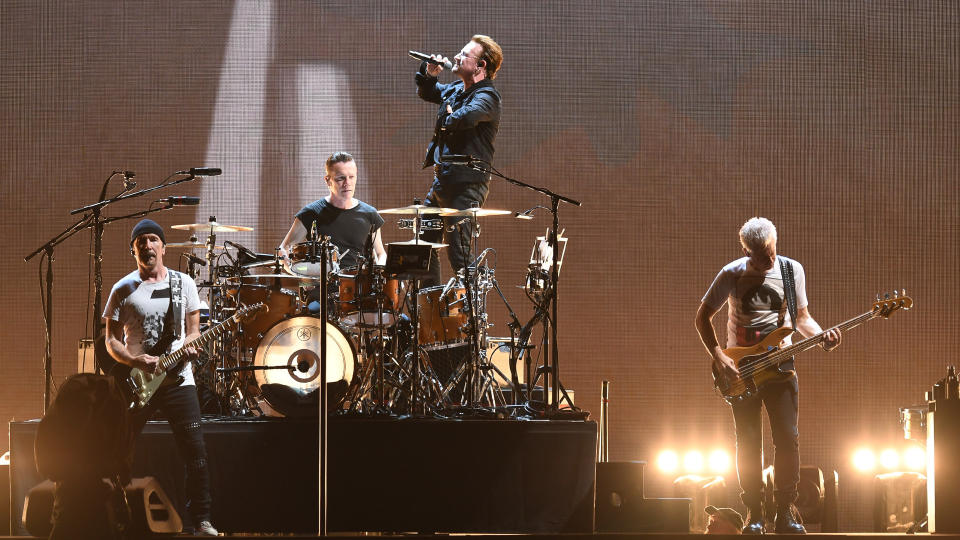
[8,416,597,536]
[2,533,959,539]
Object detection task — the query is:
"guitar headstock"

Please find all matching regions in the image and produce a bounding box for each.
[237,302,268,321]
[873,289,913,318]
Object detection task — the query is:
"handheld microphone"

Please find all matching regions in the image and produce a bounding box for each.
[439,154,476,164]
[158,196,201,206]
[184,253,207,267]
[188,167,222,176]
[224,240,258,261]
[408,51,452,70]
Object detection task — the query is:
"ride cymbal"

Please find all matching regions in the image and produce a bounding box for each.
[171,221,254,232]
[439,208,512,217]
[378,204,456,215]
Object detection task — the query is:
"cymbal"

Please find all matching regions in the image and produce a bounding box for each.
[166,242,225,250]
[440,208,512,217]
[378,204,456,215]
[226,273,322,287]
[171,221,254,232]
[388,239,448,248]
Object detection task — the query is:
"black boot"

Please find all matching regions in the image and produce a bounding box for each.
[742,507,765,534]
[774,505,806,534]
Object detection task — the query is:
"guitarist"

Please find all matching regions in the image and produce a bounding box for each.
[695,217,841,535]
[102,219,218,536]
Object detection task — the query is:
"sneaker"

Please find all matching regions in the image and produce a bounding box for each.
[195,520,219,536]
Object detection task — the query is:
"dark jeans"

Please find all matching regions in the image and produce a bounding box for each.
[421,179,489,287]
[730,375,800,511]
[130,383,212,525]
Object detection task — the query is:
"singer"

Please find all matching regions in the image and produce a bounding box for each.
[279,151,386,270]
[414,34,503,286]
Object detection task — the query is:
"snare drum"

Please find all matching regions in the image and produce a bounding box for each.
[290,241,340,277]
[229,284,301,348]
[417,284,469,350]
[337,266,401,327]
[252,316,357,416]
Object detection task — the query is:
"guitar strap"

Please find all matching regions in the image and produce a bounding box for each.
[779,256,798,332]
[145,271,182,356]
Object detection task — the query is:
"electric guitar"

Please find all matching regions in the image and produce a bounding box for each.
[713,291,912,404]
[114,302,267,409]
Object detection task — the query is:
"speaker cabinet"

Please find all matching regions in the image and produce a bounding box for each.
[23,477,181,538]
[595,461,690,532]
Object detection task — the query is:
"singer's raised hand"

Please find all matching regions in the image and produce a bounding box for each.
[426,54,448,77]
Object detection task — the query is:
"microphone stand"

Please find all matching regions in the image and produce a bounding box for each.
[462,159,582,418]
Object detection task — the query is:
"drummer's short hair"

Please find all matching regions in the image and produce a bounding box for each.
[739,217,777,252]
[325,151,355,176]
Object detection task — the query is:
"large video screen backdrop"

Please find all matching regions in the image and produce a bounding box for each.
[2,0,956,529]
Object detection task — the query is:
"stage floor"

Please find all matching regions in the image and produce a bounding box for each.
[9,416,597,536]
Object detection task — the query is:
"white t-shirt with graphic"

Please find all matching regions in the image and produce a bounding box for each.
[702,256,807,348]
[103,269,201,386]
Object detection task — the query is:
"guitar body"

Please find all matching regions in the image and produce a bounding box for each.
[113,362,184,410]
[713,327,797,403]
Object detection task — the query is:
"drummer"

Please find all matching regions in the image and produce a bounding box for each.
[279,151,386,270]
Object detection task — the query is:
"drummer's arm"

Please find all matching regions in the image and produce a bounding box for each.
[373,230,387,265]
[279,220,307,267]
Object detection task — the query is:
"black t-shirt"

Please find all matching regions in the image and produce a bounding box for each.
[295,199,384,268]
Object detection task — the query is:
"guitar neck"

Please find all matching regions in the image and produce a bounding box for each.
[768,309,878,365]
[159,315,239,371]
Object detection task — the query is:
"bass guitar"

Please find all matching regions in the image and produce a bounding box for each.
[713,291,912,404]
[113,302,267,409]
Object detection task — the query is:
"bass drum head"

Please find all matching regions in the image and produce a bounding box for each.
[252,316,356,417]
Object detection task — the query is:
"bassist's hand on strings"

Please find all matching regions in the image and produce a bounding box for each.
[821,328,842,352]
[713,351,740,381]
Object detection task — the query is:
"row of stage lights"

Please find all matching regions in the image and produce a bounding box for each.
[851,445,925,473]
[655,445,925,476]
[656,449,732,475]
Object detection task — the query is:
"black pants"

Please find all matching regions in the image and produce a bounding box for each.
[421,179,489,287]
[130,383,212,525]
[730,375,800,512]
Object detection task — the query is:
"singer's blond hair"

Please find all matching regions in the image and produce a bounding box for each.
[472,35,503,79]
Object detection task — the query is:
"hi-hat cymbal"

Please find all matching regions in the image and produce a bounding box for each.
[171,221,254,232]
[378,204,456,215]
[440,208,512,217]
[388,239,448,248]
[166,241,225,250]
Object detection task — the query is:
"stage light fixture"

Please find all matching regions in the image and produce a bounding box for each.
[879,448,900,470]
[657,450,679,474]
[853,448,877,472]
[903,446,925,471]
[708,449,731,474]
[683,451,705,473]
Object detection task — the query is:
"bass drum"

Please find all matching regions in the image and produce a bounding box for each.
[252,316,356,417]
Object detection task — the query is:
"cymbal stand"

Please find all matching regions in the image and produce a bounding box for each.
[463,161,583,417]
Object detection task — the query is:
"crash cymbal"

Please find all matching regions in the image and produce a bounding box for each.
[388,239,448,248]
[440,208,512,217]
[171,221,254,232]
[378,204,456,215]
[166,241,225,250]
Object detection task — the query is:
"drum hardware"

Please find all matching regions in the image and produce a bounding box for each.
[397,217,443,231]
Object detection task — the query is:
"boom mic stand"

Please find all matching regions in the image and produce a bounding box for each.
[460,159,583,418]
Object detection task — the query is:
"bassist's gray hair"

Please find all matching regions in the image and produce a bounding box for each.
[739,217,777,252]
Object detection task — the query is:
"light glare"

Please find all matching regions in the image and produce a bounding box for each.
[853,448,876,472]
[708,449,731,474]
[879,448,900,470]
[904,446,926,471]
[657,450,679,473]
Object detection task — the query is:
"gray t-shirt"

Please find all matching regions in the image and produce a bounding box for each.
[103,269,201,386]
[702,256,807,348]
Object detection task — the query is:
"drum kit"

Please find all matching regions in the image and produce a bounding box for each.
[168,206,542,418]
